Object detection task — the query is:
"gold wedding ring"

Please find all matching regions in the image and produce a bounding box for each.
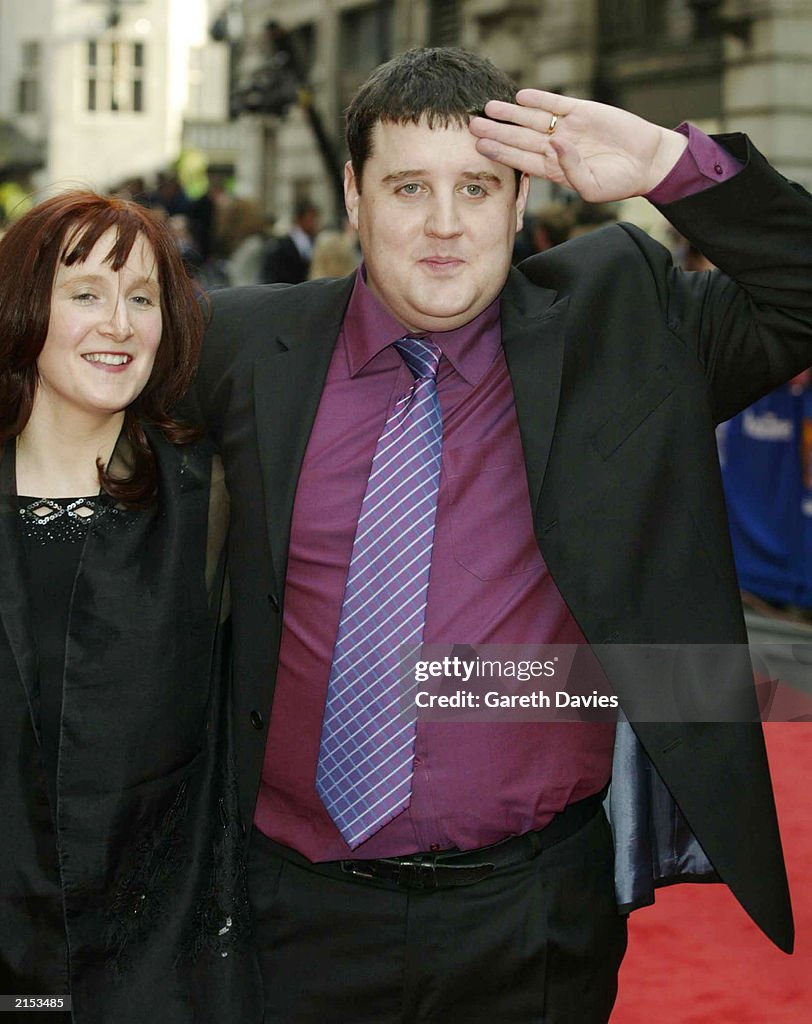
[546,113,561,135]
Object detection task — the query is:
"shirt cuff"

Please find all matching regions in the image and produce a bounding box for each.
[645,123,743,205]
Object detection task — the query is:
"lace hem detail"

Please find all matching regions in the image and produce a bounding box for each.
[105,763,252,973]
[106,780,191,972]
[178,767,252,964]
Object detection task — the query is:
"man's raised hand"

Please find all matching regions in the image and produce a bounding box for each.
[469,90,688,202]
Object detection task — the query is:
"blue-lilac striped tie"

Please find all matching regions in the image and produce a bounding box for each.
[316,337,443,849]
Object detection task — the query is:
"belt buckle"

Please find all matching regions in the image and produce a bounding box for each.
[395,858,437,890]
[340,860,378,881]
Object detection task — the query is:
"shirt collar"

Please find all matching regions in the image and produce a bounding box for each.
[343,266,501,387]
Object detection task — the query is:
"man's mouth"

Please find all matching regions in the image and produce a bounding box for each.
[421,256,464,267]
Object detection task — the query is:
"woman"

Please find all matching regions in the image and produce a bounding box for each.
[0,193,260,1022]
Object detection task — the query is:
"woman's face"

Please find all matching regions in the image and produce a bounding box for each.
[36,228,162,424]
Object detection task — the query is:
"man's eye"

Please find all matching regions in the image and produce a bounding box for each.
[463,184,486,197]
[398,183,422,195]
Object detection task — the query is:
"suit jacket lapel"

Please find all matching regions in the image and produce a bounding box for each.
[501,267,568,510]
[0,444,39,719]
[253,275,356,596]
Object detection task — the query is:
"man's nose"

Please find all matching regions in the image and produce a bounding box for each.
[425,195,463,238]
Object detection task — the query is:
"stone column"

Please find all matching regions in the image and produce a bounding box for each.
[721,0,812,187]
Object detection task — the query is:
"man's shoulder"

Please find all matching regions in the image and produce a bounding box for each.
[207,282,291,318]
[200,275,356,377]
[207,275,355,334]
[515,221,671,291]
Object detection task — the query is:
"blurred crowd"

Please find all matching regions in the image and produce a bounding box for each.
[108,172,359,290]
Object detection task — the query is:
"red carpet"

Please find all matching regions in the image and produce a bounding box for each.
[612,725,812,1022]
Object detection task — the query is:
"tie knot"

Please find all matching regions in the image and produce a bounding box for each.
[395,336,441,382]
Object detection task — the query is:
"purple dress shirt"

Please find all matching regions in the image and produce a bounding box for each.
[254,127,742,863]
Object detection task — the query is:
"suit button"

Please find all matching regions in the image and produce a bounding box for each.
[250,710,264,730]
[268,593,280,613]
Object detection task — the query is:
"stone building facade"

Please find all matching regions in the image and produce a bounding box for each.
[230,0,812,227]
[0,0,224,196]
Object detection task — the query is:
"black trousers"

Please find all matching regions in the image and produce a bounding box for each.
[248,806,627,1023]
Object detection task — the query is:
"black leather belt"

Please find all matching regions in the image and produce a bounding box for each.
[339,788,606,891]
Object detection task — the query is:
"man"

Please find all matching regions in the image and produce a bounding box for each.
[261,197,321,283]
[196,47,810,1022]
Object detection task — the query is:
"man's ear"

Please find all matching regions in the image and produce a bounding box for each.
[344,161,361,231]
[515,173,530,232]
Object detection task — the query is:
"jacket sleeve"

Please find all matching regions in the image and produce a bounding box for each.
[633,133,812,423]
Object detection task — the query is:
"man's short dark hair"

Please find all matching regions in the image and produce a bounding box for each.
[346,47,518,188]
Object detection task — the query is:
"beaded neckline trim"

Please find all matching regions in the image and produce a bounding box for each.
[17,495,107,543]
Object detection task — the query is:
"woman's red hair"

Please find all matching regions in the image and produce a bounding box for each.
[0,190,204,505]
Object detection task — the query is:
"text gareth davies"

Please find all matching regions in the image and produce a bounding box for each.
[415,690,619,709]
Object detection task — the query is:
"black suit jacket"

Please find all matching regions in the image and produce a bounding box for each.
[197,134,812,954]
[261,234,310,284]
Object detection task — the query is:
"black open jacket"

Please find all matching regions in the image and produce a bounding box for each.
[0,431,261,1023]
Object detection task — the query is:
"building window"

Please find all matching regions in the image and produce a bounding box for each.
[288,23,316,78]
[86,39,146,113]
[338,3,393,112]
[18,41,41,114]
[428,0,460,48]
[339,3,392,73]
[187,42,230,121]
[598,0,668,50]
